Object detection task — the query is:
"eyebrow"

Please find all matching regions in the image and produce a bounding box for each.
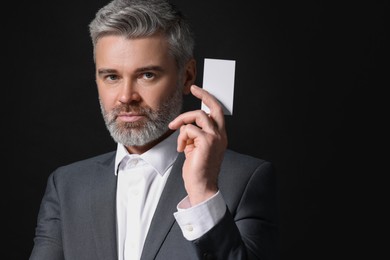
[97,68,117,75]
[97,66,165,76]
[135,66,165,73]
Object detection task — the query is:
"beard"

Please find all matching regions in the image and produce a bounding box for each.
[100,86,183,147]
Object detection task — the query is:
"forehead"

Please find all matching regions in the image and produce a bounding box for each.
[95,34,175,68]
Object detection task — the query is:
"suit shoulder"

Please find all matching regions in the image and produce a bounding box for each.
[220,149,275,186]
[61,151,115,168]
[223,149,272,170]
[219,149,276,211]
[51,151,116,178]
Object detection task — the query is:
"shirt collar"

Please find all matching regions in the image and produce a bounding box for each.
[114,130,179,176]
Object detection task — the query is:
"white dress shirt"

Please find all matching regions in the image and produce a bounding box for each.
[115,130,226,260]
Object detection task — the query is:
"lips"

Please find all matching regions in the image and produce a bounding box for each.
[117,112,145,123]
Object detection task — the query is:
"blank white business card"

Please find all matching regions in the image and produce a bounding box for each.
[202,58,236,115]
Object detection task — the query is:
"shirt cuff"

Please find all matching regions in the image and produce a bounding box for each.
[173,191,226,241]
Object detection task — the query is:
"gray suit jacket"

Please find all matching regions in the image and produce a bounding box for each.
[30,149,279,260]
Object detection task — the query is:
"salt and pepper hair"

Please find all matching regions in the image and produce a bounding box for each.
[88,0,195,70]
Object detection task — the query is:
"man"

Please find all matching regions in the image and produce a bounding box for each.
[30,0,279,259]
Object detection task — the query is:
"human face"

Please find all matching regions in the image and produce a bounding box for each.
[95,34,185,152]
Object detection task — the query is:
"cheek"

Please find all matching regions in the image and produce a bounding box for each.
[144,88,175,109]
[142,94,161,110]
[97,88,116,110]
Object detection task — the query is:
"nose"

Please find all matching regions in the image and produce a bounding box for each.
[118,80,141,104]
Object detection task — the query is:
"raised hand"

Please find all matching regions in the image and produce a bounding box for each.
[169,85,228,206]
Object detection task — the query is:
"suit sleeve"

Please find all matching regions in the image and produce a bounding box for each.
[29,172,65,260]
[192,161,279,260]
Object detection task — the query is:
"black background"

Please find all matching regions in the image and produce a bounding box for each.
[7,0,387,259]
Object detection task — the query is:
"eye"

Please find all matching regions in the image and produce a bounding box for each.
[106,74,119,81]
[142,72,155,80]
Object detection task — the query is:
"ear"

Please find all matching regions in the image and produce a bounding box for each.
[182,58,197,95]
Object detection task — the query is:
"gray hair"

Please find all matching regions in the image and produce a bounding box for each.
[89,0,194,70]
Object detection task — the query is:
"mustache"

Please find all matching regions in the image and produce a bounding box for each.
[111,103,153,118]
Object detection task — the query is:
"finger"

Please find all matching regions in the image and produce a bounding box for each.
[169,110,216,133]
[190,85,225,130]
[177,124,204,152]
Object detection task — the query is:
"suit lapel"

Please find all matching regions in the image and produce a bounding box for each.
[140,153,186,260]
[90,153,118,260]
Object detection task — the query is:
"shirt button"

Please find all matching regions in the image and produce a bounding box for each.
[132,158,139,166]
[185,225,193,232]
[132,190,139,196]
[127,158,139,167]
